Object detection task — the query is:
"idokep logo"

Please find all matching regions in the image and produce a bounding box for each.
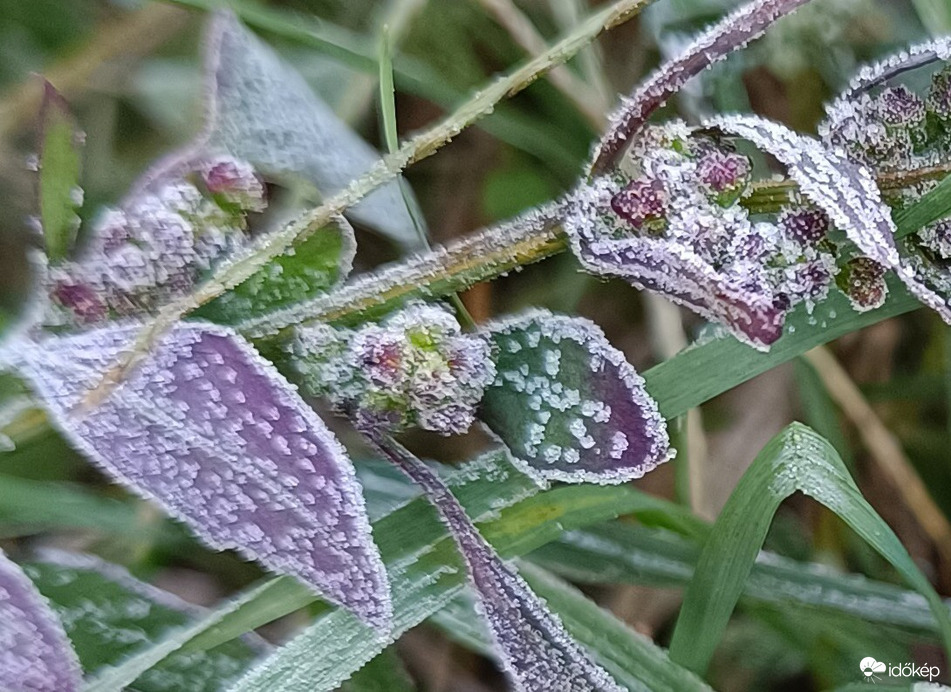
[860,657,941,683]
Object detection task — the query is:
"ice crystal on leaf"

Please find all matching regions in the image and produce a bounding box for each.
[6,322,391,631]
[566,123,836,350]
[379,441,623,692]
[838,257,888,311]
[480,310,672,485]
[0,549,80,692]
[292,303,495,436]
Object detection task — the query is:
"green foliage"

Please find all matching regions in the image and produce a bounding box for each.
[37,82,82,263]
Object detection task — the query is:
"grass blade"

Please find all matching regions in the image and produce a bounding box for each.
[667,423,951,674]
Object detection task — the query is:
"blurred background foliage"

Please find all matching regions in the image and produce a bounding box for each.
[3,0,951,690]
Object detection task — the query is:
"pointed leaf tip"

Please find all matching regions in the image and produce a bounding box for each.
[481,310,672,485]
[0,549,81,692]
[37,80,83,263]
[13,322,391,631]
[203,12,422,247]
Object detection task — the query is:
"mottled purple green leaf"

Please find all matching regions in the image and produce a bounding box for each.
[25,550,266,692]
[10,322,391,631]
[0,549,80,692]
[378,440,622,692]
[706,114,951,324]
[37,81,83,263]
[480,311,672,485]
[591,0,810,175]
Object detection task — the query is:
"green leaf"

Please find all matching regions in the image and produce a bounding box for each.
[340,647,415,692]
[667,423,951,675]
[26,551,264,692]
[0,473,173,541]
[533,523,951,639]
[893,172,951,239]
[37,81,83,263]
[194,219,356,325]
[431,564,712,692]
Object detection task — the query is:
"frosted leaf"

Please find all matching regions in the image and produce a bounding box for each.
[26,550,265,692]
[382,442,623,692]
[0,549,80,692]
[10,322,391,631]
[195,214,356,325]
[201,13,421,247]
[566,176,789,350]
[592,0,810,174]
[707,114,951,323]
[199,155,266,212]
[480,310,672,485]
[292,302,495,436]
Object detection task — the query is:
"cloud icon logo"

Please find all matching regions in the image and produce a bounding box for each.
[860,657,887,681]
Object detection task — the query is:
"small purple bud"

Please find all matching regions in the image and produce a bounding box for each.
[918,219,951,260]
[695,146,751,206]
[199,156,267,212]
[840,257,888,311]
[50,278,106,324]
[778,206,830,245]
[928,66,951,122]
[875,86,926,129]
[610,178,667,234]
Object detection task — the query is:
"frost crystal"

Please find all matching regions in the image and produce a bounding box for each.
[566,123,836,349]
[0,549,81,692]
[292,303,495,436]
[381,441,623,692]
[481,310,672,484]
[10,322,391,631]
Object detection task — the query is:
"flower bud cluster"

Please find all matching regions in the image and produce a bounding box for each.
[291,303,496,436]
[46,155,265,327]
[604,126,836,318]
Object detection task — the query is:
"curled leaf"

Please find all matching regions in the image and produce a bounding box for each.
[0,549,81,692]
[837,36,951,98]
[37,81,83,263]
[9,322,391,631]
[480,310,672,484]
[706,114,951,323]
[377,439,623,692]
[591,0,810,175]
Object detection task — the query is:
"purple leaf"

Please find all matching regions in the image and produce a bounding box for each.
[591,0,810,175]
[377,439,623,692]
[480,310,672,485]
[0,549,81,692]
[705,114,951,323]
[10,322,391,631]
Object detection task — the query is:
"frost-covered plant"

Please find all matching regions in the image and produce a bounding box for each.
[5,0,951,690]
